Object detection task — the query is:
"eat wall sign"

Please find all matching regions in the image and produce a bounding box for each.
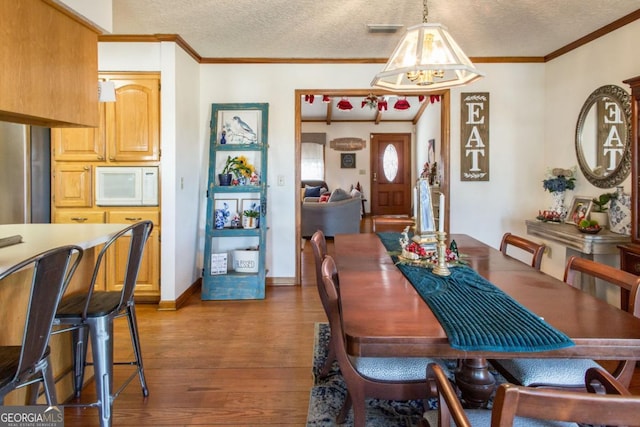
[460,93,490,181]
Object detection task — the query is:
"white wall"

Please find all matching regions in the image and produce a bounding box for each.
[541,20,640,277]
[448,63,546,249]
[160,44,201,301]
[57,0,112,32]
[416,102,442,181]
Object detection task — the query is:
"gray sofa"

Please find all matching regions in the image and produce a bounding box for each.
[301,194,362,238]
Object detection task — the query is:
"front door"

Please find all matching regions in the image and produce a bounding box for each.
[370,133,412,216]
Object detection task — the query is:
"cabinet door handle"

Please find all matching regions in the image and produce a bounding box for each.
[70,217,88,222]
[124,217,143,221]
[97,156,104,161]
[109,156,115,161]
[83,166,90,171]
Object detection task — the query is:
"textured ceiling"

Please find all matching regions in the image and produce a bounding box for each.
[111,0,640,59]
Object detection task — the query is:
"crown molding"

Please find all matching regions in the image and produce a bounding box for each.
[99,9,640,65]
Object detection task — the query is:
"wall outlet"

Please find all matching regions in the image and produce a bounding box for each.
[359,169,366,175]
[277,175,285,186]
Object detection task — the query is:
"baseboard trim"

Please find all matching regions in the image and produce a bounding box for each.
[267,277,297,286]
[157,278,202,311]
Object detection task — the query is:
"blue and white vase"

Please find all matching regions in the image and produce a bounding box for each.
[214,209,226,229]
[609,186,631,235]
[550,191,567,220]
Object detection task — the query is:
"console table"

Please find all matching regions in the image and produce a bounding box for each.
[525,219,631,255]
[525,219,631,303]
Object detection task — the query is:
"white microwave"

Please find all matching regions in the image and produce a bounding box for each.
[95,166,159,206]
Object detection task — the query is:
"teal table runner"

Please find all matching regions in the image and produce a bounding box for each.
[377,232,574,352]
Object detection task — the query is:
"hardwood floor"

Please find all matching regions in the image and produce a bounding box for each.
[60,221,640,426]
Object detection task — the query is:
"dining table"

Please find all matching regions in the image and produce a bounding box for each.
[333,232,640,407]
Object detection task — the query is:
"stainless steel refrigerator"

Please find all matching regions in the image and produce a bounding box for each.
[0,122,50,224]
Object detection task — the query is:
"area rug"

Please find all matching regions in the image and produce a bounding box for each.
[306,322,431,427]
[306,323,504,426]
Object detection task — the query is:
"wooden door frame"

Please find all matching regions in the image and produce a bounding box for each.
[294,89,450,284]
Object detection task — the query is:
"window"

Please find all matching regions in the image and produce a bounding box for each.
[301,142,324,180]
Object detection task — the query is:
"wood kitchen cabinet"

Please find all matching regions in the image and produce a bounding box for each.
[51,72,161,301]
[51,73,160,163]
[52,164,93,207]
[106,211,160,300]
[51,103,106,161]
[53,210,106,224]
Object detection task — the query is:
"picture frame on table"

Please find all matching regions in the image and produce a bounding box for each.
[214,198,238,228]
[566,196,593,225]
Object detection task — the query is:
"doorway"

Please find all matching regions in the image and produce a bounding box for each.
[370,133,412,216]
[294,89,450,284]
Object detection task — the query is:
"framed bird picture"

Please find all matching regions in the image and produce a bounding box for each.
[217,108,262,144]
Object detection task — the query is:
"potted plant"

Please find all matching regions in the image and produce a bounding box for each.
[590,192,616,227]
[219,155,255,186]
[242,209,259,229]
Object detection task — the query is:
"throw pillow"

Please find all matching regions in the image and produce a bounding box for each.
[319,194,330,203]
[350,189,362,199]
[304,185,322,198]
[328,187,351,202]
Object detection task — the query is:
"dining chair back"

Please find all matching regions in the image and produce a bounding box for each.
[490,255,640,390]
[372,215,415,232]
[321,255,445,427]
[423,363,640,427]
[0,245,83,405]
[499,232,546,270]
[309,230,336,379]
[54,220,153,427]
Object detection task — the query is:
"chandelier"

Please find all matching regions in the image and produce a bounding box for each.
[371,0,484,92]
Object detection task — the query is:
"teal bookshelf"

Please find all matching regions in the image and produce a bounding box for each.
[202,103,268,300]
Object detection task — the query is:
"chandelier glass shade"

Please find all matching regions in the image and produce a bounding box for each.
[371,23,484,92]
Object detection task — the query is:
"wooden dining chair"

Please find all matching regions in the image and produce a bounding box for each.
[499,232,546,270]
[309,230,336,379]
[372,215,415,232]
[490,256,640,391]
[321,255,446,427]
[422,363,640,427]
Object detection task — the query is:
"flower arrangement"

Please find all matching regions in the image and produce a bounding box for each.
[542,167,576,193]
[222,155,255,179]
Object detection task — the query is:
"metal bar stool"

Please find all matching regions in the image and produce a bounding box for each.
[54,220,153,427]
[0,245,83,405]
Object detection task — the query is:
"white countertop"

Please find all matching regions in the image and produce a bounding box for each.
[0,223,130,274]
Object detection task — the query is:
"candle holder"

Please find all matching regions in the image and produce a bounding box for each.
[432,231,451,276]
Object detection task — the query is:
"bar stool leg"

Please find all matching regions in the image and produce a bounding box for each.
[40,356,58,406]
[71,325,89,398]
[126,304,149,396]
[88,316,114,427]
[25,356,57,405]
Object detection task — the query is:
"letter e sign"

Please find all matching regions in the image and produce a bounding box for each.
[460,93,490,181]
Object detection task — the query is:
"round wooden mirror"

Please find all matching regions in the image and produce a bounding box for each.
[575,85,631,188]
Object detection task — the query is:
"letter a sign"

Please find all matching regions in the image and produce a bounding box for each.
[461,93,490,181]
